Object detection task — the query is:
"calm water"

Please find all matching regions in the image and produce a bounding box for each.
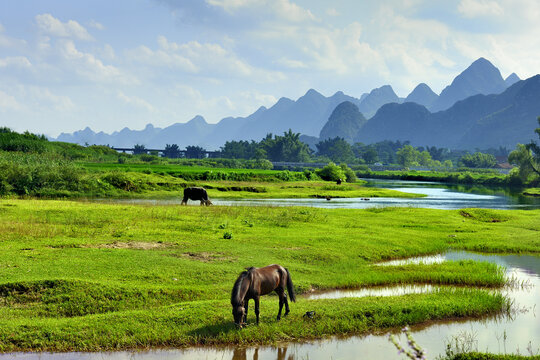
[3,252,538,359]
[97,179,540,210]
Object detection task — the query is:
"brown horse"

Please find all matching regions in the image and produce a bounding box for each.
[231,264,296,328]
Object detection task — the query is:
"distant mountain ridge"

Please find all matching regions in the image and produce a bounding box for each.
[355,75,540,149]
[430,57,508,112]
[55,58,528,150]
[405,83,438,108]
[319,101,367,143]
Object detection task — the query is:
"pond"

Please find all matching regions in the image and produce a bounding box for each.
[3,252,538,359]
[99,179,540,210]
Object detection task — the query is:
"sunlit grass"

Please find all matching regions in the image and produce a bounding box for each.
[0,200,538,350]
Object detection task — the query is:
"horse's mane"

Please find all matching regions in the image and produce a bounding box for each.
[231,267,255,307]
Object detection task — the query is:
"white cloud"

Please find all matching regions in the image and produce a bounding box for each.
[458,0,504,18]
[206,0,317,22]
[28,87,75,112]
[0,90,22,111]
[88,20,105,30]
[129,36,285,82]
[117,91,155,112]
[35,14,94,41]
[275,57,307,69]
[240,90,277,107]
[58,40,136,84]
[100,44,116,60]
[127,44,198,72]
[0,22,27,48]
[0,56,32,68]
[326,8,340,17]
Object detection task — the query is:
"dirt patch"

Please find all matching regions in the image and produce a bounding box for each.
[459,209,509,223]
[86,241,172,250]
[176,252,234,262]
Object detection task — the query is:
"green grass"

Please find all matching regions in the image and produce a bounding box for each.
[523,188,540,197]
[446,354,540,360]
[1,152,422,199]
[0,200,538,351]
[357,169,525,187]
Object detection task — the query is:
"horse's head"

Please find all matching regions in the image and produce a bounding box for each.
[232,305,245,328]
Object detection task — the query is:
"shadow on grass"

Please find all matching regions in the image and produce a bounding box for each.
[187,319,240,339]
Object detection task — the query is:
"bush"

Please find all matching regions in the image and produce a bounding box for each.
[340,163,357,183]
[0,151,86,196]
[316,162,346,182]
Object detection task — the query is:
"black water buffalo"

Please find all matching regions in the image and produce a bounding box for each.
[181,187,212,206]
[336,178,342,185]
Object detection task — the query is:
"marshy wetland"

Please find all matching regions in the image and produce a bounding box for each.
[0,178,539,359]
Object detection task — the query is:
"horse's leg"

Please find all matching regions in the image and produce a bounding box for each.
[254,296,260,325]
[276,289,284,320]
[243,299,249,324]
[283,292,290,317]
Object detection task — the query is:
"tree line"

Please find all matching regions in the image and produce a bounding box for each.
[215,131,503,169]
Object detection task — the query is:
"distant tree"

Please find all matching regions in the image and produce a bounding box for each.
[362,145,379,164]
[133,144,147,155]
[459,152,497,168]
[340,163,357,183]
[316,137,355,163]
[163,144,182,158]
[425,146,447,161]
[185,145,206,159]
[221,140,258,159]
[259,129,312,162]
[418,150,433,166]
[509,144,537,181]
[525,116,540,175]
[443,160,453,169]
[396,145,421,167]
[509,117,540,180]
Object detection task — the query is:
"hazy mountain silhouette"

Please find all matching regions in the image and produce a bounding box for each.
[355,75,540,149]
[319,101,367,143]
[404,83,438,108]
[55,58,530,151]
[357,85,400,118]
[505,73,520,87]
[430,57,507,112]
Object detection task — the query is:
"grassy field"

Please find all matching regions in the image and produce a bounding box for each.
[0,200,538,351]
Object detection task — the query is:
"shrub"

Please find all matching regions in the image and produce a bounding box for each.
[316,162,346,182]
[340,163,357,183]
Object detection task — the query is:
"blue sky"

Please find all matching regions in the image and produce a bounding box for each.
[1,0,539,137]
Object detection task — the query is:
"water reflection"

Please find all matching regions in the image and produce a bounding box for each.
[306,284,439,300]
[232,347,293,360]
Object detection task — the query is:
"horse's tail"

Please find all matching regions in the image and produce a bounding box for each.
[285,268,296,302]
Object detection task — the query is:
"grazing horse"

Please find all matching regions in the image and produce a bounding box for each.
[336,178,342,185]
[231,264,296,328]
[181,187,212,206]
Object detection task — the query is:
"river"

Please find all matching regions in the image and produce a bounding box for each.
[105,179,540,210]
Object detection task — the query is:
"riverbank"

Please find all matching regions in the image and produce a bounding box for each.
[357,169,530,188]
[0,200,538,351]
[524,188,540,197]
[1,152,421,199]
